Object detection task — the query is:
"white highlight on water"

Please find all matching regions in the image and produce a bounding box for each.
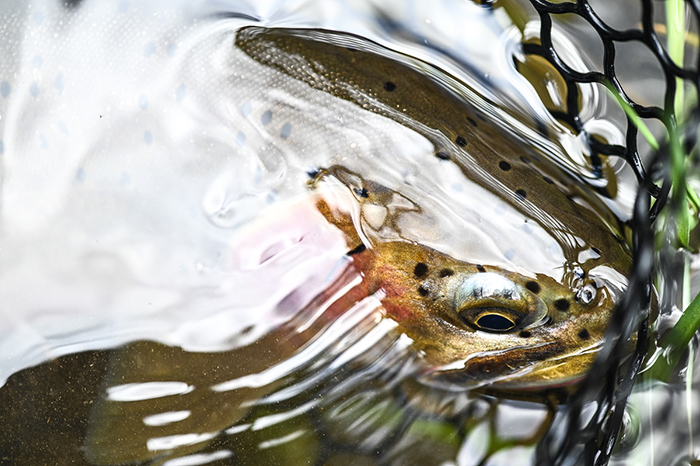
[251,400,315,431]
[161,450,233,466]
[107,382,194,402]
[210,291,379,393]
[147,432,217,451]
[258,429,306,449]
[143,410,192,426]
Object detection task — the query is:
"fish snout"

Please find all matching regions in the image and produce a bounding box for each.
[454,273,548,333]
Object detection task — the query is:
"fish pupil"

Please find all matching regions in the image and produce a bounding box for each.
[475,314,515,332]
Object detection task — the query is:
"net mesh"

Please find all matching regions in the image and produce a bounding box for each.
[518,0,698,464]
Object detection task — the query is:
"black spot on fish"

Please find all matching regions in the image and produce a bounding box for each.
[554,299,570,311]
[417,285,430,297]
[346,47,357,52]
[566,194,576,202]
[499,161,511,171]
[280,122,292,139]
[542,176,554,184]
[467,117,478,127]
[384,81,396,92]
[439,268,454,278]
[525,281,541,294]
[455,136,468,147]
[578,328,590,340]
[435,151,451,161]
[591,247,601,255]
[240,325,254,335]
[347,243,367,256]
[353,187,369,198]
[62,0,83,8]
[413,262,429,278]
[519,330,531,338]
[306,168,320,179]
[476,264,486,273]
[515,189,527,199]
[520,156,531,164]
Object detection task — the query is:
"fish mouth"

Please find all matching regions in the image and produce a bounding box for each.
[418,364,586,392]
[416,338,586,391]
[454,273,548,333]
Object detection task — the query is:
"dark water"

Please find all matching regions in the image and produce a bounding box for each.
[0,344,569,465]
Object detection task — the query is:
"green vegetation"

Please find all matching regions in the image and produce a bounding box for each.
[619,0,700,381]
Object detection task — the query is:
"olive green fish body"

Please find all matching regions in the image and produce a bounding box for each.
[345,238,614,389]
[236,27,631,284]
[234,27,633,388]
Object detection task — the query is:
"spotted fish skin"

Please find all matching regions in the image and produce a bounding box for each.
[353,240,613,388]
[313,190,614,389]
[235,27,632,285]
[233,27,635,389]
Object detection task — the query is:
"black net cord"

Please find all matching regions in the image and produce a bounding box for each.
[534,183,653,466]
[523,0,700,464]
[525,0,700,201]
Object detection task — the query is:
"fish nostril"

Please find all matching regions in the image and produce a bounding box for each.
[575,284,597,305]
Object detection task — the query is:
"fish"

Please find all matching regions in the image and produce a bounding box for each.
[310,168,622,390]
[78,26,634,465]
[233,27,632,388]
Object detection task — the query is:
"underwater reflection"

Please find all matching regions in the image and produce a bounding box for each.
[0,340,570,466]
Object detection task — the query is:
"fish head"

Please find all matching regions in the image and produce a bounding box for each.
[362,241,618,390]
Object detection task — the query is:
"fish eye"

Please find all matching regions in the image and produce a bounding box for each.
[475,313,516,332]
[454,273,548,332]
[576,284,597,305]
[459,307,522,333]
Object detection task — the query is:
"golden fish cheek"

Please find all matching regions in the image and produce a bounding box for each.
[453,273,548,333]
